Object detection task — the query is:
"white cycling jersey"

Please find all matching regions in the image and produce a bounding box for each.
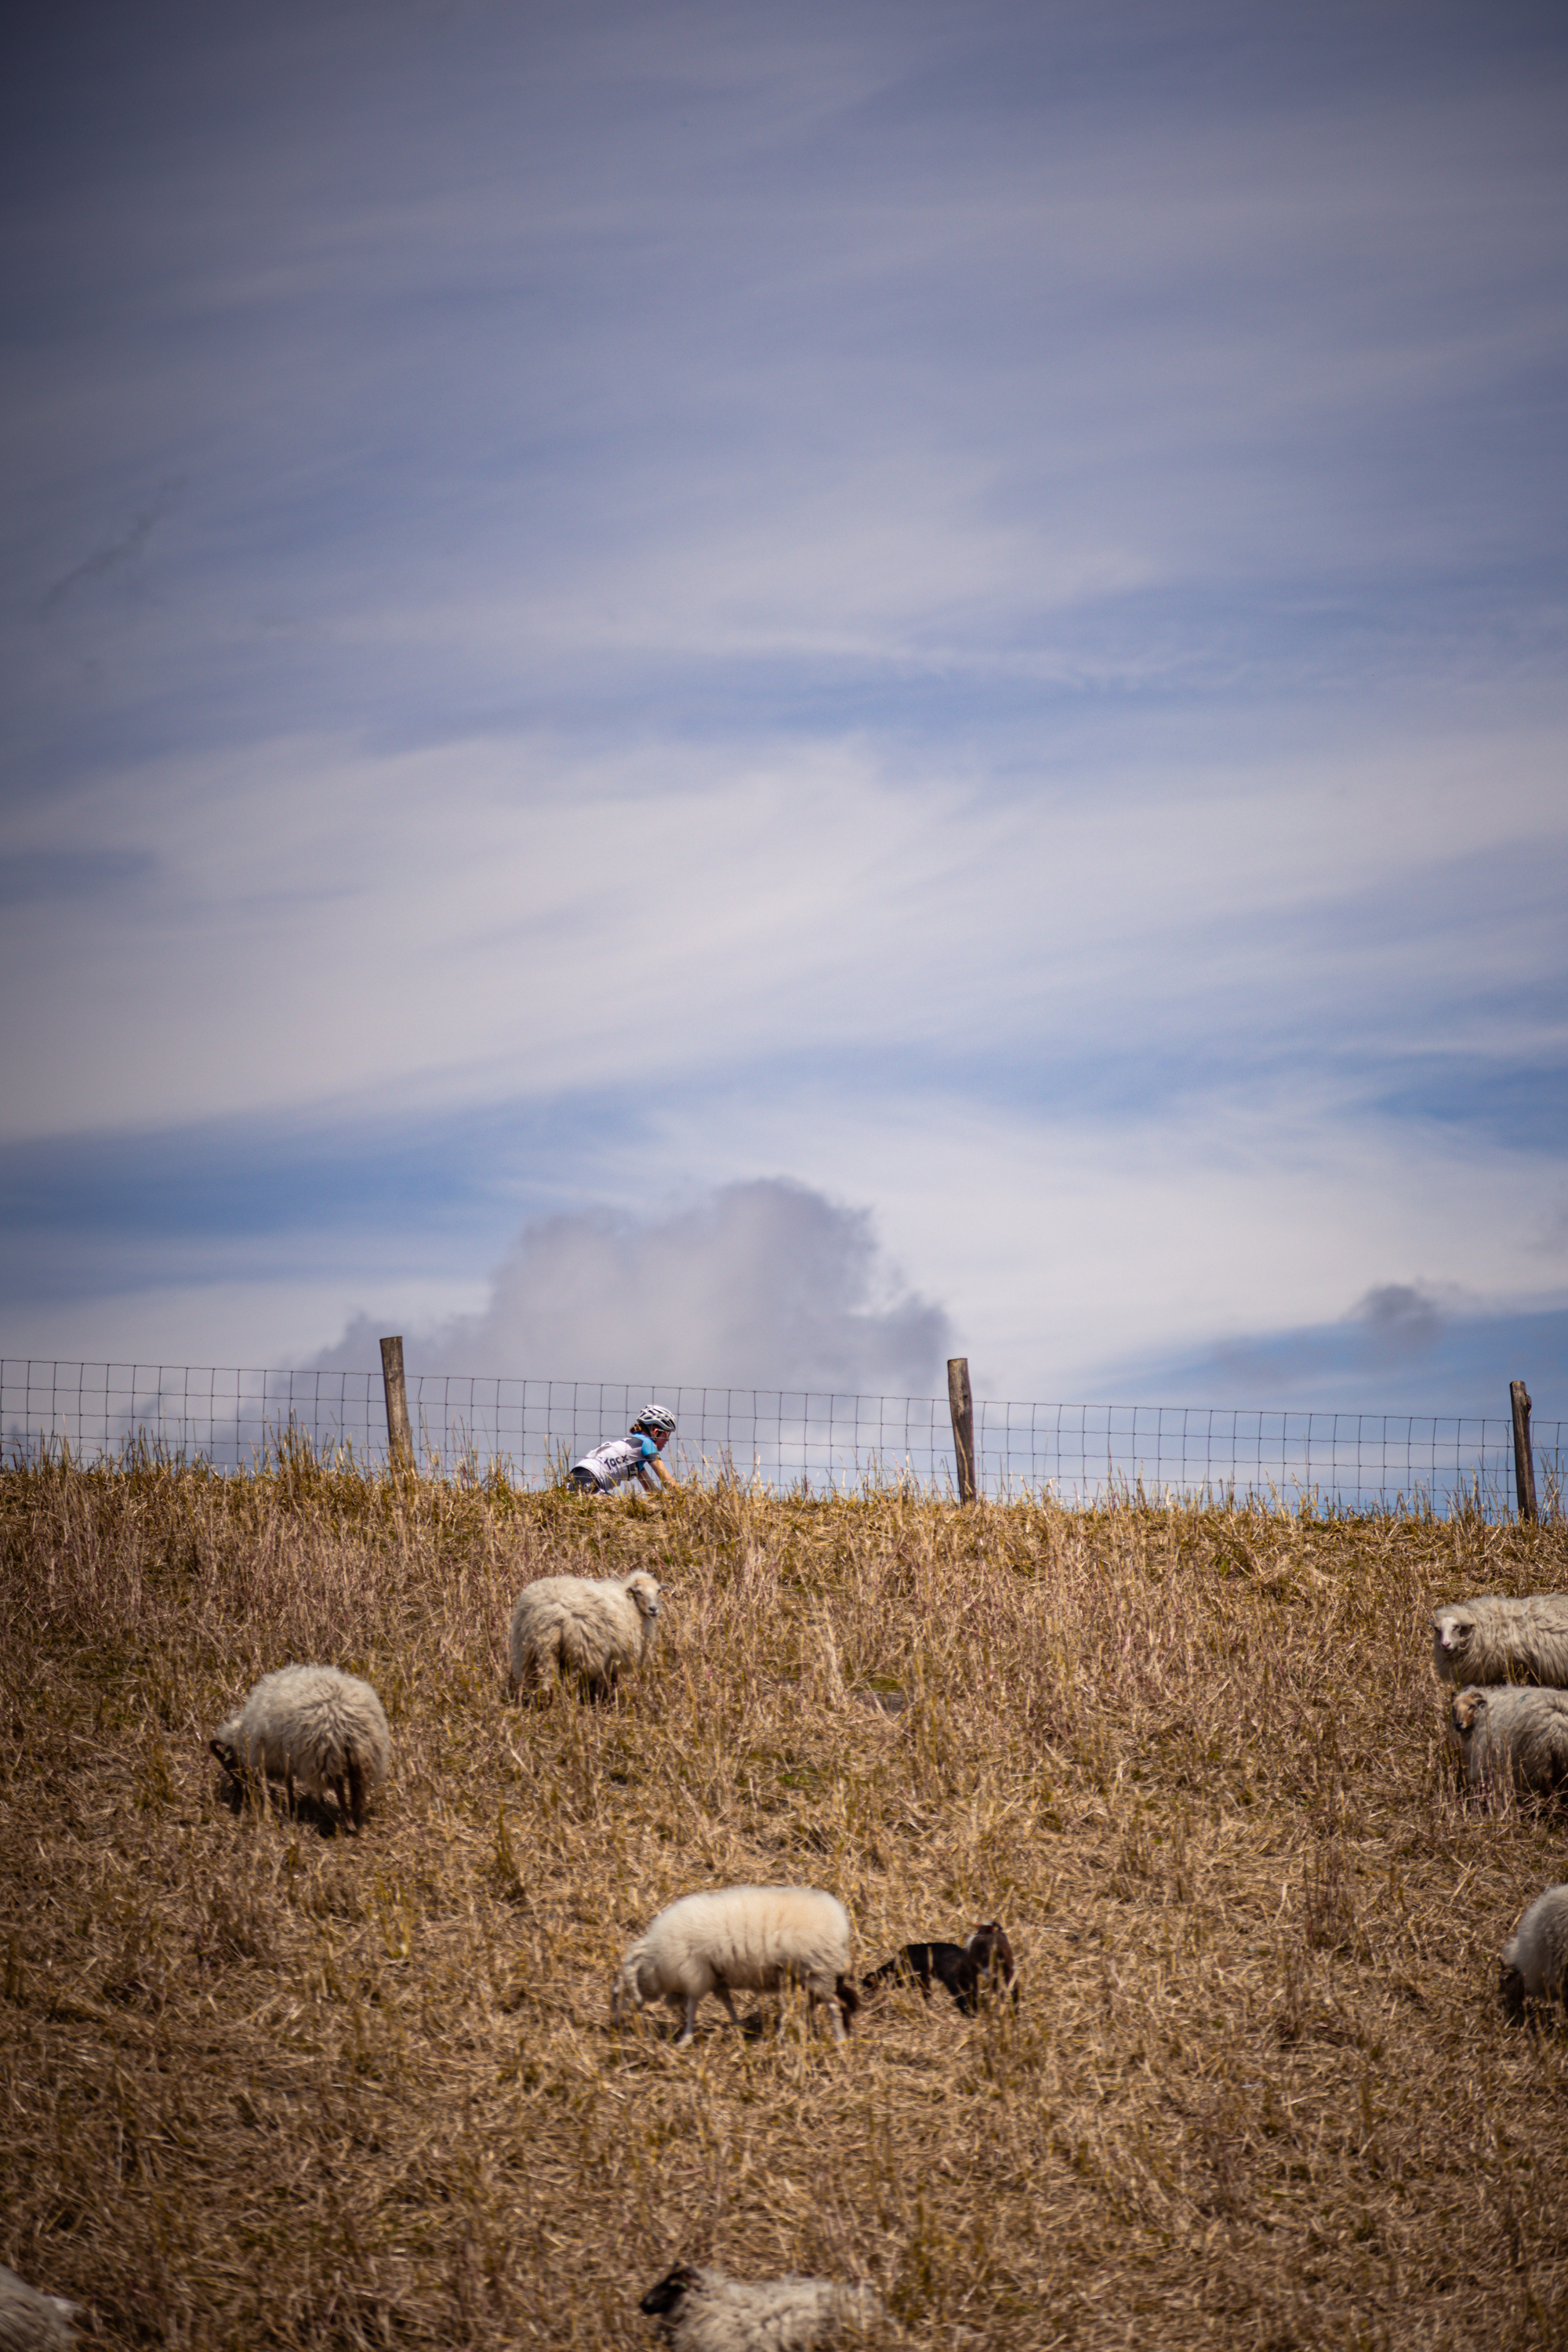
[569,1435,657,1492]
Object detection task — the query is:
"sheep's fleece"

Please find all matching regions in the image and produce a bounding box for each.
[1448,1683,1568,1798]
[640,2264,887,2350]
[210,1664,390,1827]
[0,2264,79,2352]
[507,1569,662,1695]
[1430,1594,1568,1686]
[613,1885,855,2044]
[1501,1884,1568,2017]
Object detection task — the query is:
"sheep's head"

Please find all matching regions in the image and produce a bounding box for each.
[639,2265,702,2320]
[1501,1961,1528,2024]
[610,1957,649,2023]
[1450,1688,1485,1737]
[209,1719,243,1775]
[1432,1609,1475,1661]
[624,1571,662,1621]
[967,1920,1017,1984]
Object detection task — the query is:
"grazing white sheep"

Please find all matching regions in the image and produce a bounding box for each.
[1430,1595,1568,1687]
[507,1570,662,1699]
[210,1664,390,1830]
[0,2264,79,2351]
[1449,1684,1568,1801]
[639,2263,887,2349]
[612,1886,858,2045]
[1501,1885,1568,2020]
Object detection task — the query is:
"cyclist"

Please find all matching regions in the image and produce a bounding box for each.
[568,1404,678,1496]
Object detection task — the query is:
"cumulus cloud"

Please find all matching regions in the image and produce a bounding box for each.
[312,1178,950,1395]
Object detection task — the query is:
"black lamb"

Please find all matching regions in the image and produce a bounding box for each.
[861,1919,1018,2015]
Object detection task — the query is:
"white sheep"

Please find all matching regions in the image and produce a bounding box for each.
[1430,1595,1568,1686]
[612,1886,858,2046]
[507,1569,662,1699]
[210,1664,390,1831]
[1448,1684,1568,1801]
[639,2263,887,2349]
[0,2265,79,2351]
[1501,1885,1568,2020]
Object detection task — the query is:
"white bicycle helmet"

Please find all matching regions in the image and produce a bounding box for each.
[630,1403,677,1436]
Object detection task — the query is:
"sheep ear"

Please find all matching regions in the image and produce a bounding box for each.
[209,1738,234,1769]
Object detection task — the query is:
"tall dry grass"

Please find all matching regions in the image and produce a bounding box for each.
[1,1454,1566,2348]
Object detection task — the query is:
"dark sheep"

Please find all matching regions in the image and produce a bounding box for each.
[861,1920,1018,2015]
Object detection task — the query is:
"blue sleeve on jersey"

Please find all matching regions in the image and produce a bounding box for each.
[637,1435,659,1462]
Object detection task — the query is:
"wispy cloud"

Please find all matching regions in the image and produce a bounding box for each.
[37,481,182,614]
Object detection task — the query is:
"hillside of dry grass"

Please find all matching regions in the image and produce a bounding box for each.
[2,1457,1566,2350]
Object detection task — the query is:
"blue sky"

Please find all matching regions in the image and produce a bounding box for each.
[2,0,1566,1417]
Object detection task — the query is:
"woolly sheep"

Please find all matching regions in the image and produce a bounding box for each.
[1430,1595,1568,1687]
[1501,1885,1568,2021]
[640,2264,887,2350]
[612,1886,858,2046]
[862,1920,1018,2014]
[0,2265,79,2352]
[507,1570,662,1699]
[210,1664,390,1831]
[1448,1684,1568,1801]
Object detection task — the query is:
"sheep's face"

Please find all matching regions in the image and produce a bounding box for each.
[967,1921,1016,1984]
[209,1722,243,1775]
[1450,1690,1484,1737]
[625,1572,662,1621]
[610,1963,647,2022]
[1501,1962,1528,2023]
[1432,1610,1475,1661]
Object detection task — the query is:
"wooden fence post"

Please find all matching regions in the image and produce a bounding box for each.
[1510,1378,1537,1524]
[380,1335,415,1472]
[948,1356,977,1504]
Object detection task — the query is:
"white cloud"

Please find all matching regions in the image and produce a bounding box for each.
[312,1178,951,1392]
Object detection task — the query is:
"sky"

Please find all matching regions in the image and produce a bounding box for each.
[2,0,1566,1421]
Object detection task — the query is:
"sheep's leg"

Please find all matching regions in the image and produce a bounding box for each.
[674,1995,701,2047]
[713,1981,742,2031]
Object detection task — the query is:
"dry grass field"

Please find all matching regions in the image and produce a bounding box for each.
[2,1453,1567,2350]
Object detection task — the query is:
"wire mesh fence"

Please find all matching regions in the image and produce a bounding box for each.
[1,1357,1559,1516]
